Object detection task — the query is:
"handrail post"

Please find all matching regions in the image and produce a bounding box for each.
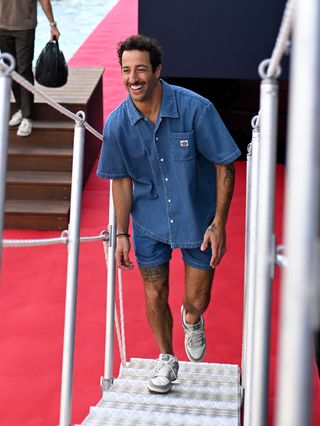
[101,180,117,392]
[276,0,320,423]
[250,61,280,426]
[59,112,86,426]
[242,118,260,426]
[0,54,15,272]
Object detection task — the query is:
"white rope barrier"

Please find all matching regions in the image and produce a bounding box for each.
[267,0,294,78]
[118,267,127,364]
[255,0,294,127]
[103,240,127,367]
[3,230,109,247]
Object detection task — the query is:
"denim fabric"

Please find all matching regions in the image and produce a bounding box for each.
[97,80,241,248]
[132,222,213,270]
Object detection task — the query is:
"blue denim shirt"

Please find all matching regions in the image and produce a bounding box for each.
[97,80,241,248]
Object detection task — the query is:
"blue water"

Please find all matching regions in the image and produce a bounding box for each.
[34,0,118,64]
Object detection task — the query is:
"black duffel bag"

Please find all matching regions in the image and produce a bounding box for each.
[35,36,68,87]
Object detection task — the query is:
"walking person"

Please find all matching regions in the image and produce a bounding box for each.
[97,34,241,394]
[0,0,60,136]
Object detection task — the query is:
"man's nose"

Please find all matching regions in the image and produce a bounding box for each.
[128,70,138,81]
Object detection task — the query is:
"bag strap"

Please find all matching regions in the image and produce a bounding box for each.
[51,35,60,51]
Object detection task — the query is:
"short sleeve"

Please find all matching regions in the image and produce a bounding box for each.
[96,119,129,179]
[195,102,241,164]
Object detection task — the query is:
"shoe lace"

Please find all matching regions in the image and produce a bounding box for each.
[186,327,204,348]
[153,359,178,380]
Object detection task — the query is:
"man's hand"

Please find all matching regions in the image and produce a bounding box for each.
[200,222,226,268]
[50,25,60,41]
[115,237,134,271]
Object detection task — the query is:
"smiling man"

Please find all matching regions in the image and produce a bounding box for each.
[97,35,241,394]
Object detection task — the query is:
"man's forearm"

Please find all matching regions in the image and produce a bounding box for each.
[213,163,236,226]
[112,177,132,233]
[39,0,55,23]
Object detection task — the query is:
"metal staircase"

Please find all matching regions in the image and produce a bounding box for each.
[79,358,241,425]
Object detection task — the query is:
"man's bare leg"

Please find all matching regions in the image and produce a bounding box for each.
[183,264,214,324]
[140,262,174,354]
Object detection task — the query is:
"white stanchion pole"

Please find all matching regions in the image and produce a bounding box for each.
[276,0,320,423]
[59,113,86,426]
[250,62,279,426]
[242,138,253,390]
[102,180,117,392]
[243,121,261,426]
[0,54,15,271]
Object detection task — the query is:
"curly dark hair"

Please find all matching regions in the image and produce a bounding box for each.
[117,35,162,71]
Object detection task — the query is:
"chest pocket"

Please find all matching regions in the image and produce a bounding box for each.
[169,131,196,162]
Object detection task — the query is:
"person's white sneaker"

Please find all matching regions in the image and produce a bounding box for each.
[9,109,23,127]
[17,118,32,137]
[147,353,179,394]
[181,305,206,362]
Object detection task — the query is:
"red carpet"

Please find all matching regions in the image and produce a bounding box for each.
[1,0,319,425]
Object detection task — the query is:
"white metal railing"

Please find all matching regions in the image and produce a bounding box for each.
[0,54,120,426]
[242,0,320,425]
[0,53,15,269]
[275,0,320,424]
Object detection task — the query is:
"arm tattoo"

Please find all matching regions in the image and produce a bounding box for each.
[140,263,169,282]
[207,223,217,233]
[223,164,235,186]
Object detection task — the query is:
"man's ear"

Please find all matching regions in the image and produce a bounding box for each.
[155,64,162,79]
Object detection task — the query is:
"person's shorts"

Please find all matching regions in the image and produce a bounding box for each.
[132,225,213,271]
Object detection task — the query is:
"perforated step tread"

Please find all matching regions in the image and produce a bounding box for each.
[80,357,241,426]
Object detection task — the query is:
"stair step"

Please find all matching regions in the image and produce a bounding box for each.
[4,199,69,230]
[80,357,241,426]
[8,143,73,171]
[82,406,238,425]
[119,366,238,385]
[127,357,239,375]
[101,388,239,414]
[6,170,71,200]
[9,120,74,145]
[106,378,240,400]
[6,170,71,184]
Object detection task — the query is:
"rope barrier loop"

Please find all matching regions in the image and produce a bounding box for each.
[75,110,86,125]
[251,115,260,130]
[0,53,15,76]
[258,58,282,80]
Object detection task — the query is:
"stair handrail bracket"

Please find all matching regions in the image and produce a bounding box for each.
[0,53,15,271]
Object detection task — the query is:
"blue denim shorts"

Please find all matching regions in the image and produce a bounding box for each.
[132,225,213,270]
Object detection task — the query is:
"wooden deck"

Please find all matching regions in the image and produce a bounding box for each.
[4,66,104,230]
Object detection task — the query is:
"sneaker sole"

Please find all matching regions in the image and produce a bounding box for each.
[147,382,172,394]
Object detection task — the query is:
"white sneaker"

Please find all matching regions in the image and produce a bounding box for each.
[9,109,22,126]
[147,354,179,394]
[181,305,206,362]
[17,118,32,137]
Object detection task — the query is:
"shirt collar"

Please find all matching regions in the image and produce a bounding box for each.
[126,79,179,126]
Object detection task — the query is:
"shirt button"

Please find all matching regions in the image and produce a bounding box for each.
[156,137,159,141]
[168,199,171,203]
[165,177,168,181]
[160,158,164,162]
[170,219,174,223]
